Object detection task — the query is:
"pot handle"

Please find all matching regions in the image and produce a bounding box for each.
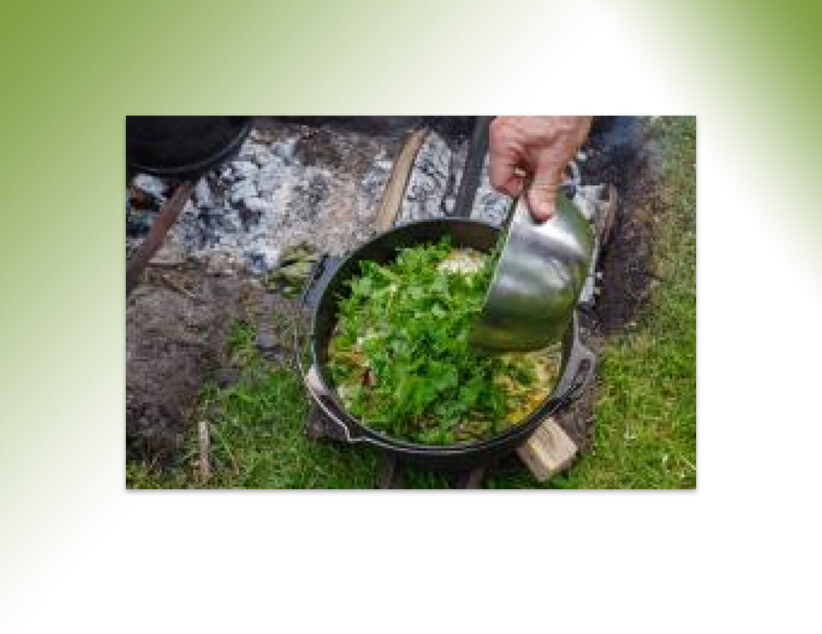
[553,331,596,408]
[300,254,342,312]
[303,364,365,444]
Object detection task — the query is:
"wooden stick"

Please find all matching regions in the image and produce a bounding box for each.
[374,128,428,232]
[160,274,196,300]
[126,179,195,296]
[198,419,211,483]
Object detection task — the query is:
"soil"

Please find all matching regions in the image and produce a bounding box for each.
[126,264,301,465]
[580,116,662,334]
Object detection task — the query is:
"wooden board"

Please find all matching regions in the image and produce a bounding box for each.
[374,128,428,232]
[516,418,578,483]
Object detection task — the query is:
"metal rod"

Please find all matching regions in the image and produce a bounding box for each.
[452,116,492,218]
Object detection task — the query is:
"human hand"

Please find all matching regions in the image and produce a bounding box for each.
[488,116,592,221]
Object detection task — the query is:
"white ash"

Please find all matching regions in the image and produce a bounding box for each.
[442,140,468,215]
[192,178,213,208]
[398,131,513,227]
[132,174,167,201]
[469,153,513,226]
[128,121,612,287]
[398,132,453,222]
[150,124,394,274]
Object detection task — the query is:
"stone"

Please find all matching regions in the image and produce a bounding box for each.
[255,332,279,351]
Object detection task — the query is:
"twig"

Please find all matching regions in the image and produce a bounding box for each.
[198,419,211,483]
[161,274,196,300]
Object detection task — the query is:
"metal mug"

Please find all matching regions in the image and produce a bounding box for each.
[470,192,594,351]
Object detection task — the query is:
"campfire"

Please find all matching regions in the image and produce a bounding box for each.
[127,116,626,488]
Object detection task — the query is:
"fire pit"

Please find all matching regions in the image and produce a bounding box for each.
[126,116,637,488]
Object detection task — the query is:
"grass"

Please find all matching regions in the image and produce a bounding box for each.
[559,117,697,488]
[126,117,696,490]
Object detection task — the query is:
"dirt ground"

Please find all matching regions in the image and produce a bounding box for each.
[583,117,662,333]
[126,265,301,464]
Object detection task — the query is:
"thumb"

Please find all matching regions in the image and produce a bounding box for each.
[527,164,562,222]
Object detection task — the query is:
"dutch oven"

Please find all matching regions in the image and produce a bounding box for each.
[299,217,596,470]
[126,116,252,178]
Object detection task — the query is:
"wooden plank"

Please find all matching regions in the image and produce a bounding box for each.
[516,418,578,482]
[374,128,428,232]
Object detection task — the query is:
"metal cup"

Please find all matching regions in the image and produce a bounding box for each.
[470,192,594,351]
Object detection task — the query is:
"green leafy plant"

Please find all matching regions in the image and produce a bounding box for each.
[327,237,559,445]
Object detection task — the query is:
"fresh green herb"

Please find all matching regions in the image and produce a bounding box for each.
[327,237,559,445]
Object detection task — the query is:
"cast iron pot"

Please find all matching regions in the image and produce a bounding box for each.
[301,218,596,471]
[126,116,252,178]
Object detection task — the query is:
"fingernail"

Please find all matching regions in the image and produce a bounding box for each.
[534,202,554,222]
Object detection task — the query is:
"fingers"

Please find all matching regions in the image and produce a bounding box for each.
[488,150,524,197]
[488,118,525,197]
[527,164,562,222]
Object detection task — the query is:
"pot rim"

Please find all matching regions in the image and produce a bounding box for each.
[306,217,588,455]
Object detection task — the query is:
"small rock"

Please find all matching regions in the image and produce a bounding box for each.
[255,332,279,351]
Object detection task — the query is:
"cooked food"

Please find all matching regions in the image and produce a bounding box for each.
[327,237,561,445]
